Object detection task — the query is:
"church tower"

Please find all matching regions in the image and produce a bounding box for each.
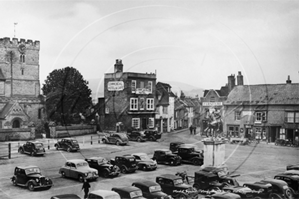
[0,37,44,130]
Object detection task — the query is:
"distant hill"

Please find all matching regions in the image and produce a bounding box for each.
[88,79,204,103]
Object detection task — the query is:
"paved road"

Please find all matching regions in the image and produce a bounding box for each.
[0,129,298,199]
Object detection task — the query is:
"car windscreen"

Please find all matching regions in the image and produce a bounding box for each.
[128,158,136,162]
[35,143,44,148]
[165,151,172,155]
[72,140,78,144]
[25,167,41,175]
[97,158,108,164]
[149,185,161,193]
[129,190,143,198]
[139,154,150,161]
[174,178,184,185]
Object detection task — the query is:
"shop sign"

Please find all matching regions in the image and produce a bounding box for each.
[107,81,124,91]
[202,102,222,106]
[135,87,151,94]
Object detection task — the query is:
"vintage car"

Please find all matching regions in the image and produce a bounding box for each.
[244,178,294,199]
[59,159,98,182]
[132,180,171,199]
[144,129,162,141]
[193,170,239,191]
[11,166,52,191]
[111,186,146,199]
[131,153,157,171]
[274,172,299,197]
[54,138,80,152]
[127,131,147,142]
[153,149,181,166]
[85,157,120,178]
[50,194,81,199]
[200,192,241,199]
[88,190,121,199]
[102,133,129,146]
[110,155,138,173]
[200,165,230,177]
[18,141,46,156]
[287,164,299,170]
[156,174,196,198]
[169,142,184,153]
[283,170,299,175]
[173,144,203,165]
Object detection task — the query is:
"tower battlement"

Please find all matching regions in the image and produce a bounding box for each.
[0,37,40,50]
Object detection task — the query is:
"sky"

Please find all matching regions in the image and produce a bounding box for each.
[0,0,298,99]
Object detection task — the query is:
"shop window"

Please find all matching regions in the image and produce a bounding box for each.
[130,98,138,110]
[228,126,239,137]
[132,118,140,129]
[148,118,154,128]
[285,112,298,123]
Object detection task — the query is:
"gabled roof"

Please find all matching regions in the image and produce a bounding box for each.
[225,84,299,105]
[0,102,29,119]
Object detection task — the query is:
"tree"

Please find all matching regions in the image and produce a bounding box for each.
[42,67,92,125]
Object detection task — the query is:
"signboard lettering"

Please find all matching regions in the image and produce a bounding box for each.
[202,102,223,106]
[108,81,124,91]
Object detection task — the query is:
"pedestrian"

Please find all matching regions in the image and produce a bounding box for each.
[82,178,91,199]
[189,125,193,135]
[193,126,196,135]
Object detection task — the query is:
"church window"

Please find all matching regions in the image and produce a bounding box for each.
[12,119,21,128]
[21,69,24,75]
[20,54,25,63]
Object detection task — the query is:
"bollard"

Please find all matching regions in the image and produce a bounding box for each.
[98,135,100,144]
[48,140,50,150]
[8,143,11,159]
[91,136,93,145]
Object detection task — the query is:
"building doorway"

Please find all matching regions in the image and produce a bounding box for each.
[12,119,21,128]
[141,118,147,130]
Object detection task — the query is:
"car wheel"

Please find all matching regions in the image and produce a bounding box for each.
[121,166,127,174]
[28,182,35,191]
[285,188,294,199]
[137,137,142,142]
[103,170,109,178]
[143,165,147,171]
[102,139,107,144]
[55,145,59,150]
[61,171,66,178]
[19,148,24,154]
[12,177,17,186]
[78,175,84,182]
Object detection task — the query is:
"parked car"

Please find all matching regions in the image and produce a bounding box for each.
[11,166,52,191]
[155,174,196,198]
[244,179,294,199]
[287,164,299,170]
[172,144,203,165]
[131,153,157,171]
[110,155,138,173]
[59,159,98,182]
[152,149,181,166]
[50,194,81,199]
[85,157,120,178]
[112,186,146,199]
[193,170,239,191]
[127,131,147,142]
[132,180,171,199]
[144,129,162,141]
[283,170,299,175]
[274,172,299,197]
[102,133,129,146]
[54,138,80,152]
[169,142,184,153]
[88,190,121,199]
[18,141,46,156]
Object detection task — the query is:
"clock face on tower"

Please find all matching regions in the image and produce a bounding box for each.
[18,44,26,54]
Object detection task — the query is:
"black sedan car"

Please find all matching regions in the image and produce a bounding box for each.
[132,153,157,171]
[153,149,181,166]
[18,141,46,156]
[132,180,171,199]
[85,156,120,178]
[112,186,146,199]
[274,172,299,197]
[54,138,80,152]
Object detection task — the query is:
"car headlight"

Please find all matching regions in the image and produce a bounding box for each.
[35,178,39,183]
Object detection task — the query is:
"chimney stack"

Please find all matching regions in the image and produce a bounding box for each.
[286,75,292,84]
[228,74,236,91]
[114,59,123,73]
[237,71,244,85]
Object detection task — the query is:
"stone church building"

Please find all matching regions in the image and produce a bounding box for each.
[0,37,44,129]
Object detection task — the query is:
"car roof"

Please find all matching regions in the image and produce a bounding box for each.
[195,170,218,178]
[89,190,120,198]
[16,165,39,170]
[132,153,147,156]
[27,141,43,144]
[155,149,171,152]
[170,142,184,145]
[284,170,299,175]
[112,186,141,192]
[179,144,196,148]
[261,178,288,186]
[87,157,106,161]
[51,194,81,199]
[157,174,181,180]
[133,180,159,187]
[275,174,299,180]
[116,155,135,158]
[66,159,87,164]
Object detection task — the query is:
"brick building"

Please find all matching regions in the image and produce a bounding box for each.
[103,59,156,131]
[223,76,299,143]
[155,82,175,132]
[0,37,43,129]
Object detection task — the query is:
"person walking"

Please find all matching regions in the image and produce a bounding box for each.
[82,178,91,199]
[189,125,193,135]
[193,126,196,135]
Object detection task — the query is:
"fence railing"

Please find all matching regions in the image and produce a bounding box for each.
[0,143,11,159]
